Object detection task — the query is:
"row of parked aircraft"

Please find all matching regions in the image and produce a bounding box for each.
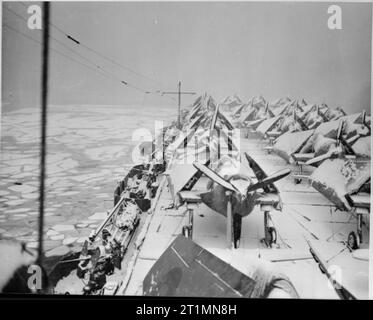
[222,94,370,251]
[140,93,370,299]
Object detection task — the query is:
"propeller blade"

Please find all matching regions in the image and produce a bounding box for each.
[209,103,220,137]
[217,111,234,130]
[339,135,355,155]
[346,134,361,145]
[246,168,291,193]
[336,119,344,142]
[362,110,371,133]
[362,110,366,125]
[296,114,309,131]
[338,107,347,116]
[317,105,329,122]
[244,152,267,181]
[305,151,332,166]
[193,161,238,193]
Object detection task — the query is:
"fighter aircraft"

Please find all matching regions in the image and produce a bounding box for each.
[302,119,355,166]
[245,98,306,134]
[167,95,238,165]
[232,95,284,121]
[257,108,309,140]
[241,102,277,133]
[277,99,304,116]
[231,102,251,119]
[300,104,332,129]
[190,153,291,248]
[236,96,268,125]
[324,106,346,121]
[309,157,370,250]
[271,129,315,164]
[291,112,371,167]
[221,94,243,110]
[269,96,293,115]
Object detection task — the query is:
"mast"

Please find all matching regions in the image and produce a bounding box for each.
[178,81,181,127]
[162,81,196,129]
[37,2,50,265]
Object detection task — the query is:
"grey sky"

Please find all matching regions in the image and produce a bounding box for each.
[1,1,372,112]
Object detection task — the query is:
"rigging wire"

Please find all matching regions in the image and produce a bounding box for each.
[3,23,130,87]
[4,4,177,102]
[3,6,147,93]
[17,1,165,90]
[4,6,119,78]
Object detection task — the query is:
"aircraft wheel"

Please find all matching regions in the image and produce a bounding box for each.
[233,239,240,249]
[270,227,277,244]
[294,178,302,185]
[265,226,277,247]
[347,231,359,250]
[233,214,242,249]
[182,226,191,238]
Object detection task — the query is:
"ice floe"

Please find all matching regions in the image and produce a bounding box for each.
[1,105,174,254]
[46,229,60,237]
[50,234,65,241]
[63,237,78,245]
[52,224,75,232]
[46,245,70,257]
[4,208,30,214]
[5,199,27,206]
[88,212,108,220]
[8,184,37,193]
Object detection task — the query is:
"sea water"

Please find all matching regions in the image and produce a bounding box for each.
[0,104,176,255]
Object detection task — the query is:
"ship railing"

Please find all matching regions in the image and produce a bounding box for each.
[89,196,127,242]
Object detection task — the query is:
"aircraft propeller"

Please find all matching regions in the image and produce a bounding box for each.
[193,159,291,197]
[305,118,355,166]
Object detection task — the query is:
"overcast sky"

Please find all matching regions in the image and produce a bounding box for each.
[1,1,372,112]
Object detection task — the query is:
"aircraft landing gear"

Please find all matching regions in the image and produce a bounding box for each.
[347,207,367,250]
[226,191,241,249]
[347,231,359,250]
[182,206,194,239]
[264,210,277,248]
[178,191,202,240]
[293,163,306,184]
[265,226,277,247]
[182,225,192,238]
[233,214,242,249]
